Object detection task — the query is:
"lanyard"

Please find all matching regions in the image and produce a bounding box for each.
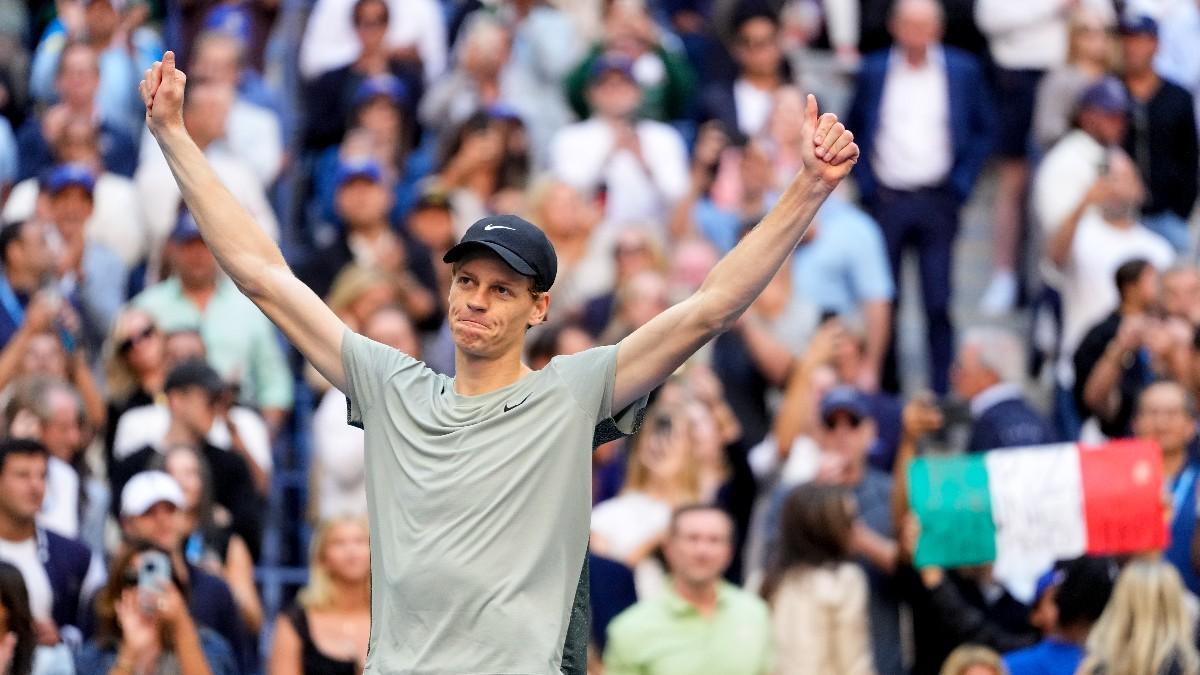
[1173,465,1198,521]
[0,274,25,327]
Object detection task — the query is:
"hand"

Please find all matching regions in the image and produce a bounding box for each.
[813,451,850,484]
[898,513,921,561]
[691,122,728,171]
[9,409,43,439]
[902,398,943,441]
[684,364,724,406]
[854,366,879,393]
[153,582,188,631]
[116,589,159,653]
[798,94,859,188]
[1114,315,1147,352]
[24,292,59,333]
[612,122,642,157]
[140,51,187,135]
[40,105,71,144]
[1084,175,1113,207]
[34,619,59,646]
[0,632,15,673]
[800,321,843,370]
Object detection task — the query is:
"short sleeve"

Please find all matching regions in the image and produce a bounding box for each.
[548,345,648,443]
[340,328,428,428]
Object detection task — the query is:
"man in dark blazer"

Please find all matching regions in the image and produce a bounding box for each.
[952,327,1055,452]
[847,0,996,396]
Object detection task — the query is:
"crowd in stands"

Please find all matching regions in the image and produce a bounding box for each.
[2,0,1200,672]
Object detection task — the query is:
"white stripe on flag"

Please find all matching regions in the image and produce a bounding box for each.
[985,443,1087,603]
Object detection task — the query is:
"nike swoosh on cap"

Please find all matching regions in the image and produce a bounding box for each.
[484,224,516,231]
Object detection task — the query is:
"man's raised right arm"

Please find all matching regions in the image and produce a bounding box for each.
[140,52,348,391]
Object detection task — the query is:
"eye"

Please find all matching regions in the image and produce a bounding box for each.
[495,286,512,297]
[456,275,473,287]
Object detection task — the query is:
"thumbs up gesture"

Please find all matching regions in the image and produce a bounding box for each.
[798,94,859,189]
[139,51,187,136]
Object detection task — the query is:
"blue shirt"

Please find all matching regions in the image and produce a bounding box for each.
[1004,639,1085,675]
[792,196,894,314]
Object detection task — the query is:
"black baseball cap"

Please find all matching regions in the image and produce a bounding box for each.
[442,215,557,292]
[164,359,226,397]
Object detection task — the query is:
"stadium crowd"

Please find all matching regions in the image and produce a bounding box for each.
[1,0,1200,672]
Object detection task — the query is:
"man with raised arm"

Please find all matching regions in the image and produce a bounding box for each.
[139,51,858,675]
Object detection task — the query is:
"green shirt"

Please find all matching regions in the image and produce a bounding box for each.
[133,276,294,410]
[604,582,773,675]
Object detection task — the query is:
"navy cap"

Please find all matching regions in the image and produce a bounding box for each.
[443,215,558,292]
[1032,568,1062,606]
[486,103,523,122]
[1077,76,1130,115]
[820,386,872,423]
[334,158,383,190]
[589,53,636,83]
[46,163,95,196]
[353,74,408,107]
[1118,14,1158,37]
[169,210,204,242]
[203,3,252,44]
[164,359,226,397]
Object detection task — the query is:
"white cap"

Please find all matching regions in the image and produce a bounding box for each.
[120,471,185,518]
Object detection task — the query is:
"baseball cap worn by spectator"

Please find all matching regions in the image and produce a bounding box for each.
[165,359,227,398]
[413,184,451,212]
[1077,76,1130,116]
[820,386,872,426]
[590,53,637,84]
[1118,14,1158,38]
[354,74,408,108]
[170,210,204,242]
[335,157,384,190]
[443,216,558,292]
[46,163,96,196]
[121,470,186,517]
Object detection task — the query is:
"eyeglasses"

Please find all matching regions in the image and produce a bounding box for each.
[822,413,863,430]
[118,325,156,356]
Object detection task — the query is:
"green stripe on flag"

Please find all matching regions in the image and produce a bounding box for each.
[909,453,997,568]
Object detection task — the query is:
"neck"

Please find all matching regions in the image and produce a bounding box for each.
[1126,68,1159,91]
[1117,300,1144,316]
[327,578,371,611]
[0,514,35,542]
[1164,446,1188,479]
[904,46,929,67]
[673,576,719,615]
[643,475,689,503]
[5,268,36,294]
[453,349,530,396]
[140,365,167,394]
[742,72,779,90]
[181,279,216,309]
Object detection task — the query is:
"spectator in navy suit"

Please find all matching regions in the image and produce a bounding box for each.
[952,327,1055,453]
[846,0,996,396]
[696,8,790,143]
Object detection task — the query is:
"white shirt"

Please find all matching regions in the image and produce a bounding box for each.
[1055,215,1175,387]
[975,0,1067,70]
[227,99,283,188]
[112,403,273,473]
[733,78,775,138]
[0,537,53,621]
[550,118,689,231]
[299,0,447,82]
[873,48,952,190]
[590,491,671,562]
[312,389,368,521]
[39,457,79,539]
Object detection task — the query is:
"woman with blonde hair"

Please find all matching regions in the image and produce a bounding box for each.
[101,307,168,460]
[940,644,1006,675]
[269,517,372,675]
[1078,557,1200,675]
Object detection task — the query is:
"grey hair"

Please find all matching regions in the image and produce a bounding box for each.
[890,0,945,27]
[960,326,1025,384]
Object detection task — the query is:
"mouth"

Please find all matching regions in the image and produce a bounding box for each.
[456,318,489,331]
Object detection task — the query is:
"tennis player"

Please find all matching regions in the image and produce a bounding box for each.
[139,52,859,674]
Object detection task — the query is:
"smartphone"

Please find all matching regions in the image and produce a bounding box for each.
[138,551,171,608]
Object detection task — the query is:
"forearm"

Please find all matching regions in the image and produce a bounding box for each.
[70,353,108,430]
[774,361,819,454]
[1082,345,1125,418]
[861,300,891,378]
[1047,197,1089,268]
[171,615,213,675]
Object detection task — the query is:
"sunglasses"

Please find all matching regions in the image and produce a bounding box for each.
[119,325,156,356]
[822,413,863,430]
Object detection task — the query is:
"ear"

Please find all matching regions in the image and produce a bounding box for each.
[529,291,551,328]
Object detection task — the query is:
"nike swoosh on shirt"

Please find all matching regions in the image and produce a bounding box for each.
[503,394,532,412]
[484,224,515,231]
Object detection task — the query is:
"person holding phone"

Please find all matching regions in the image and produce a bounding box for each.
[76,542,236,675]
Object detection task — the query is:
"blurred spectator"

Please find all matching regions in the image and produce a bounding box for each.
[1003,557,1117,675]
[1032,7,1115,152]
[1162,265,1200,326]
[189,31,283,188]
[526,322,595,371]
[1155,0,1200,129]
[603,505,771,675]
[302,0,424,152]
[1073,260,1181,439]
[300,0,447,83]
[528,178,610,318]
[132,210,293,424]
[761,483,874,675]
[580,229,666,337]
[698,9,788,142]
[268,517,371,674]
[154,444,262,634]
[565,0,696,123]
[110,361,263,561]
[1119,15,1198,253]
[18,41,138,181]
[435,111,532,238]
[0,560,36,675]
[598,270,670,345]
[846,0,996,395]
[135,79,279,270]
[178,0,277,73]
[940,645,1006,675]
[0,221,56,348]
[75,540,237,675]
[112,470,247,670]
[1078,557,1200,675]
[0,439,100,653]
[553,54,689,232]
[312,306,419,522]
[14,379,95,542]
[29,1,155,139]
[1132,381,1200,595]
[951,327,1054,452]
[101,307,165,461]
[3,117,145,269]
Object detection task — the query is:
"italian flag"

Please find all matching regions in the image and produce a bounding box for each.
[909,440,1166,601]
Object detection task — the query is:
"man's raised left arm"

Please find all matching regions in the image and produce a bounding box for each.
[612,95,859,411]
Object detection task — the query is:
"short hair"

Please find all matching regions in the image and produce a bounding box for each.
[56,41,98,79]
[0,438,48,474]
[732,5,779,34]
[889,0,945,26]
[1115,258,1152,298]
[1056,556,1117,629]
[192,30,246,68]
[960,326,1026,384]
[0,220,28,267]
[1135,379,1197,417]
[352,0,388,25]
[667,503,732,537]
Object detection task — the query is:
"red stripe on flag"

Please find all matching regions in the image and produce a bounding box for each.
[1078,439,1167,554]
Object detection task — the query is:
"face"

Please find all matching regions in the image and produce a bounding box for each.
[735,17,781,77]
[1134,384,1195,455]
[356,98,404,140]
[124,501,183,551]
[57,46,100,108]
[637,416,690,480]
[1121,33,1158,74]
[21,333,67,379]
[336,178,392,230]
[50,186,94,235]
[321,521,371,584]
[354,0,389,50]
[539,183,587,239]
[818,410,875,480]
[1163,269,1200,322]
[588,72,642,120]
[164,450,203,511]
[408,208,454,250]
[0,453,47,523]
[448,254,547,359]
[119,311,165,373]
[364,309,420,356]
[191,38,241,88]
[183,83,233,145]
[167,387,216,439]
[41,391,83,462]
[172,238,219,289]
[1130,266,1161,308]
[961,667,1001,675]
[1029,586,1059,634]
[1072,16,1112,64]
[614,232,655,277]
[664,510,733,587]
[349,283,397,326]
[621,273,669,329]
[1080,108,1128,145]
[556,326,593,357]
[84,0,119,41]
[951,344,998,401]
[890,0,942,53]
[55,120,101,165]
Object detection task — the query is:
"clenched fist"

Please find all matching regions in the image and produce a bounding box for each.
[139,51,187,135]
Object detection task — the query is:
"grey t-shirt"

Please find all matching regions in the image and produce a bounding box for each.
[341,330,646,674]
